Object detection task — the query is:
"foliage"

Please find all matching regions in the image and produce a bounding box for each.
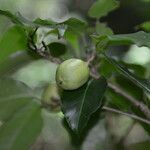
[88,0,119,18]
[0,0,150,149]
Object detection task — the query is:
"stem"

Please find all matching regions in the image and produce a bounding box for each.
[102,106,150,125]
[87,52,96,65]
[108,83,150,120]
[89,61,150,120]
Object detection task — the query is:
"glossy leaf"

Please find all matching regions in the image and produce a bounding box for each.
[0,25,27,64]
[0,100,42,150]
[61,77,107,133]
[104,54,150,93]
[88,0,119,18]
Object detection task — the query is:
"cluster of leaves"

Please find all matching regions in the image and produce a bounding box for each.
[0,0,150,149]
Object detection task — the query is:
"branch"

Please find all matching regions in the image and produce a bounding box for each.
[102,106,150,125]
[89,64,150,120]
[28,28,62,64]
[87,52,96,65]
[108,83,150,120]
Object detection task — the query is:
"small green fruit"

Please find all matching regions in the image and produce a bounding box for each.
[42,83,61,112]
[56,58,90,90]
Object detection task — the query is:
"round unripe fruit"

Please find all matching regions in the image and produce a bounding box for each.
[56,58,90,90]
[41,83,61,112]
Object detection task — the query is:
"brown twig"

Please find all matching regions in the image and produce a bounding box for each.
[102,106,150,125]
[28,28,62,64]
[87,52,96,65]
[108,83,150,120]
[87,53,150,120]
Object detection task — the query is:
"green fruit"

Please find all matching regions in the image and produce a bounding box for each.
[56,58,90,90]
[42,83,61,112]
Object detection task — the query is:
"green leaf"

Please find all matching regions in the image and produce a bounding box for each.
[64,30,81,57]
[106,75,144,111]
[0,78,31,121]
[48,42,67,57]
[138,21,150,32]
[61,77,107,133]
[106,89,131,110]
[0,100,42,150]
[0,78,31,101]
[0,78,42,149]
[99,56,116,78]
[0,25,27,64]
[96,22,113,35]
[63,17,87,32]
[96,31,150,50]
[0,98,31,121]
[88,0,119,18]
[0,51,35,77]
[0,10,23,25]
[33,18,56,27]
[141,0,150,2]
[0,9,86,39]
[108,31,150,48]
[0,10,34,27]
[35,17,86,29]
[104,54,150,93]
